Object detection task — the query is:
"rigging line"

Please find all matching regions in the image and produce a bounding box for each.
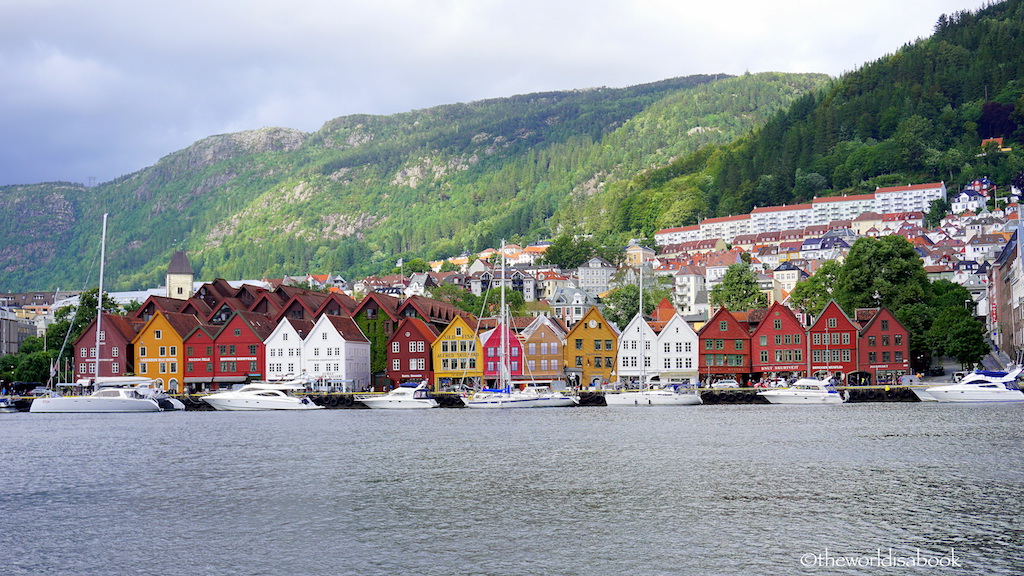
[52,232,103,383]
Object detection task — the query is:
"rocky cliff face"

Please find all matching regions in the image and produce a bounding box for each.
[0,183,82,272]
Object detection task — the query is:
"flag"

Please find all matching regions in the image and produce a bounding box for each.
[397,258,403,267]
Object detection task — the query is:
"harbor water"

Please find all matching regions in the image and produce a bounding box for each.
[3,403,1022,575]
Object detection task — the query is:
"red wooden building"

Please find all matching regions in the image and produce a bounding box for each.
[855,308,911,385]
[697,308,751,385]
[808,301,860,380]
[749,302,806,381]
[385,317,439,387]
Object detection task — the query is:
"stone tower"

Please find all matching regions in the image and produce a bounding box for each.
[166,251,194,300]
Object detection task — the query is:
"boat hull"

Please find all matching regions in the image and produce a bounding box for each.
[201,397,323,410]
[358,398,439,409]
[604,391,702,406]
[29,396,162,413]
[923,387,1024,403]
[758,391,843,404]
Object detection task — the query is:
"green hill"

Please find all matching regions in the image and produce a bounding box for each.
[0,72,826,291]
[583,0,1024,237]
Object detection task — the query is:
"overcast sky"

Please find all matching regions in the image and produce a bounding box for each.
[0,0,993,186]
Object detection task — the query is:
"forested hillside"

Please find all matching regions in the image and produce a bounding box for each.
[0,72,825,291]
[580,0,1024,238]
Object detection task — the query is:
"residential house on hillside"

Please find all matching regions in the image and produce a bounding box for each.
[704,251,745,290]
[534,270,571,301]
[624,242,655,267]
[548,287,600,328]
[576,257,616,297]
[672,266,708,318]
[772,262,809,293]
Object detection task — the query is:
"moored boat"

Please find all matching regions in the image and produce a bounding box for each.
[604,385,702,406]
[358,382,439,409]
[918,366,1024,402]
[201,382,323,411]
[30,387,163,413]
[757,378,844,404]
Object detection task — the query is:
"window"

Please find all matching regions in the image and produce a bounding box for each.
[841,333,850,345]
[794,334,801,345]
[719,321,728,331]
[229,345,236,355]
[169,346,177,356]
[868,336,876,347]
[895,335,903,346]
[594,357,602,368]
[895,351,903,362]
[159,346,167,357]
[594,340,601,351]
[408,342,415,353]
[219,345,227,354]
[186,363,194,373]
[882,352,891,362]
[111,347,119,358]
[607,357,614,368]
[159,362,167,374]
[575,356,583,367]
[605,339,613,350]
[234,329,241,337]
[760,350,769,362]
[511,347,519,357]
[250,362,257,372]
[734,340,744,350]
[393,359,401,370]
[881,320,889,331]
[664,342,671,353]
[392,342,400,353]
[715,339,725,350]
[455,327,462,336]
[417,341,424,353]
[812,334,820,346]
[551,343,558,355]
[322,332,327,340]
[760,336,767,346]
[140,363,147,374]
[155,330,162,339]
[685,342,691,353]
[98,330,106,342]
[576,339,583,350]
[773,319,782,330]
[249,345,257,355]
[283,333,289,341]
[187,346,194,356]
[111,362,119,374]
[775,335,782,345]
[827,318,837,328]
[881,335,890,346]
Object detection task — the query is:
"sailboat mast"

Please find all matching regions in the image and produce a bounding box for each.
[500,240,507,390]
[94,213,108,383]
[639,265,644,389]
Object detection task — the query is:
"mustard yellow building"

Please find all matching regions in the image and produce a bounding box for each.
[431,315,483,390]
[563,307,618,387]
[132,310,202,392]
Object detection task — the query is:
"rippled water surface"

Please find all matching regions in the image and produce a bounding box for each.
[3,403,1023,575]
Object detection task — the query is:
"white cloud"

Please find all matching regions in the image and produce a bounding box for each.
[0,0,994,185]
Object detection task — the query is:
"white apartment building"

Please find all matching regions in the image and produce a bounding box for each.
[750,203,814,232]
[874,182,947,214]
[811,193,876,224]
[699,214,751,241]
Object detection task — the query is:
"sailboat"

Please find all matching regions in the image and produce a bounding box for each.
[604,265,702,407]
[31,215,176,413]
[464,242,576,409]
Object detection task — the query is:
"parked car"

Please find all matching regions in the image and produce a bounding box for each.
[928,367,945,376]
[713,379,740,388]
[952,371,969,382]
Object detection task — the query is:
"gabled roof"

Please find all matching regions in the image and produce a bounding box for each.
[353,292,402,320]
[320,314,369,343]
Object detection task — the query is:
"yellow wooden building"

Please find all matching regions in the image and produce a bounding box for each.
[563,307,618,388]
[431,315,482,390]
[131,310,202,392]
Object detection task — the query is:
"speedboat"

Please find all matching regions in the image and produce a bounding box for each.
[918,366,1024,403]
[357,382,439,409]
[0,397,20,413]
[757,378,844,404]
[201,382,323,411]
[604,384,702,406]
[30,387,163,413]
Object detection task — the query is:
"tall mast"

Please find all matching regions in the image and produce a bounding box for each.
[500,240,507,390]
[639,265,644,389]
[94,213,108,383]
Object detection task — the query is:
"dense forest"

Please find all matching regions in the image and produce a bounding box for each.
[575,0,1024,238]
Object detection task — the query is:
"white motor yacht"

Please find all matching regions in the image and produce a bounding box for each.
[918,366,1024,402]
[201,383,323,411]
[30,387,163,413]
[757,378,844,404]
[604,385,702,406]
[358,382,439,409]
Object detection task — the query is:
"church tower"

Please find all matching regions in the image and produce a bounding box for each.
[166,251,194,300]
